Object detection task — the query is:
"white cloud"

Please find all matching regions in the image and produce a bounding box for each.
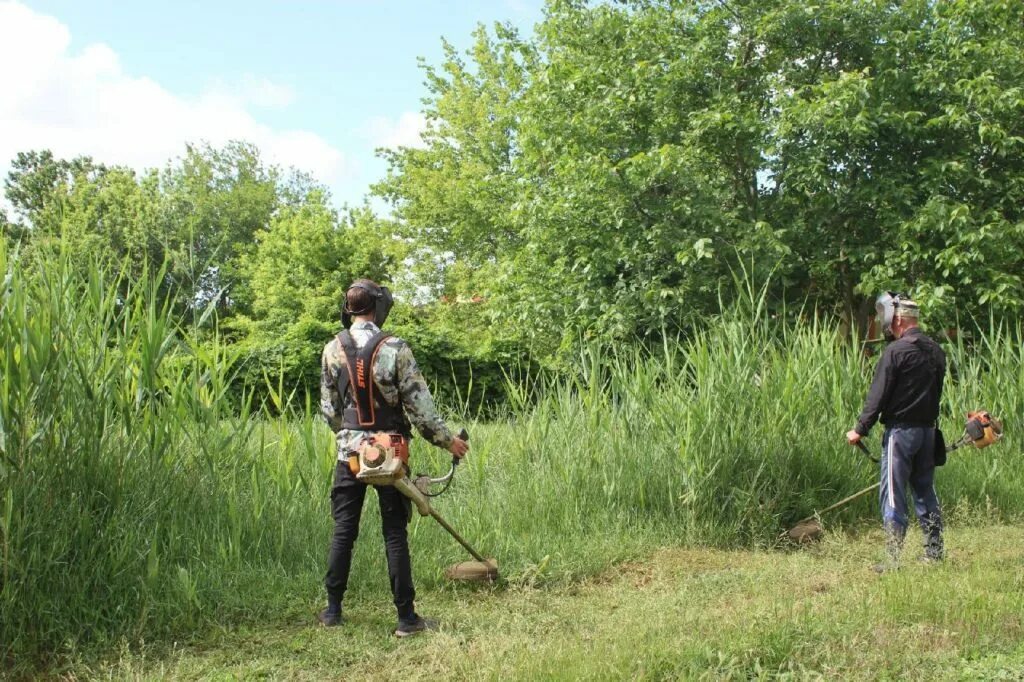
[366,111,428,150]
[236,74,296,109]
[204,74,297,110]
[0,0,350,199]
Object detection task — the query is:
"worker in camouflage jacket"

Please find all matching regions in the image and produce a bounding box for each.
[318,279,469,636]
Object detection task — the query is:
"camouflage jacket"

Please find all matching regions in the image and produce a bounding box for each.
[320,320,454,458]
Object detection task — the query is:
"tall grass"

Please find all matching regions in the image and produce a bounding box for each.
[1,245,1020,671]
[0,246,331,669]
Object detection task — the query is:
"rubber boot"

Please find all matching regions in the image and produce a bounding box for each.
[873,522,906,574]
[918,511,943,563]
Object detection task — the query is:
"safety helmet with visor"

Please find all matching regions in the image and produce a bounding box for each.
[875,291,920,341]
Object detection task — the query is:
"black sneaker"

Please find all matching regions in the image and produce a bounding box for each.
[318,606,343,627]
[394,615,438,638]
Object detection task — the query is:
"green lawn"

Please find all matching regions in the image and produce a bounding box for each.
[71,524,1024,681]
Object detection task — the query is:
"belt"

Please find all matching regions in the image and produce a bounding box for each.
[885,422,934,430]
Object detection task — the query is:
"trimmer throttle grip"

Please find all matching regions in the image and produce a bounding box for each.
[453,428,469,466]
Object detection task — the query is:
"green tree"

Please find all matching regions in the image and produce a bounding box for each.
[506,0,780,353]
[240,194,397,331]
[229,193,404,399]
[4,151,103,226]
[375,23,535,304]
[158,141,281,315]
[759,0,1024,328]
[378,3,786,356]
[379,0,1024,353]
[4,143,303,321]
[4,151,169,286]
[856,0,1024,321]
[757,0,927,333]
[54,167,165,276]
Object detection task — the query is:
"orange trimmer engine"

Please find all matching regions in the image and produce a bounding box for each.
[942,410,1004,453]
[348,432,410,484]
[964,410,1004,449]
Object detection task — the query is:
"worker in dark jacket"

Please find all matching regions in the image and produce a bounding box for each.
[846,293,946,572]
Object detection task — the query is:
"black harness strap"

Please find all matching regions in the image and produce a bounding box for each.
[335,330,407,432]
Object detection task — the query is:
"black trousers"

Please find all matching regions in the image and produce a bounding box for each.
[324,460,416,620]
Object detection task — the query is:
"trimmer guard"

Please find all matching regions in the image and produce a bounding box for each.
[445,559,499,582]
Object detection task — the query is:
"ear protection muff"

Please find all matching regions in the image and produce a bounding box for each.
[341,280,394,328]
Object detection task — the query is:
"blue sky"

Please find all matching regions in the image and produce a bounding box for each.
[1,1,544,208]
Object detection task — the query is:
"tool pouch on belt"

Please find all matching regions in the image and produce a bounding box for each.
[934,428,947,466]
[349,432,410,485]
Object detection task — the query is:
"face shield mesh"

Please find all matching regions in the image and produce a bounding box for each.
[875,292,919,340]
[875,292,897,339]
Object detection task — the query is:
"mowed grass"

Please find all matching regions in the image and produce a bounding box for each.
[76,524,1024,681]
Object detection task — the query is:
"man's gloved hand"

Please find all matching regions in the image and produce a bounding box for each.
[447,436,469,459]
[846,429,862,445]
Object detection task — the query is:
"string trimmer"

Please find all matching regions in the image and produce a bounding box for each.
[786,411,1004,543]
[352,428,498,581]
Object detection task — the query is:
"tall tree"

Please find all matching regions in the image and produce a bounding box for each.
[4,151,167,285]
[506,0,780,352]
[159,141,280,315]
[374,23,536,301]
[857,0,1024,321]
[240,194,398,331]
[378,0,1024,354]
[4,151,104,226]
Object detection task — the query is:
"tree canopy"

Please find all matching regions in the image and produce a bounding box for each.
[4,0,1023,403]
[381,0,1024,351]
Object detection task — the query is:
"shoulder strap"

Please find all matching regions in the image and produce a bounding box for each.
[335,331,354,400]
[340,331,392,426]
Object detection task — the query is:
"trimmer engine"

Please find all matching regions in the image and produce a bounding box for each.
[965,410,1003,448]
[350,432,409,485]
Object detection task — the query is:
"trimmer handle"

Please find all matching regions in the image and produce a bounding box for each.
[856,440,879,464]
[453,428,469,467]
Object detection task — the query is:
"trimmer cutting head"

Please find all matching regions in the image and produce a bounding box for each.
[787,520,823,543]
[445,559,499,582]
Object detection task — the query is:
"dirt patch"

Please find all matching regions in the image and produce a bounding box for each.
[619,560,657,589]
[811,580,834,595]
